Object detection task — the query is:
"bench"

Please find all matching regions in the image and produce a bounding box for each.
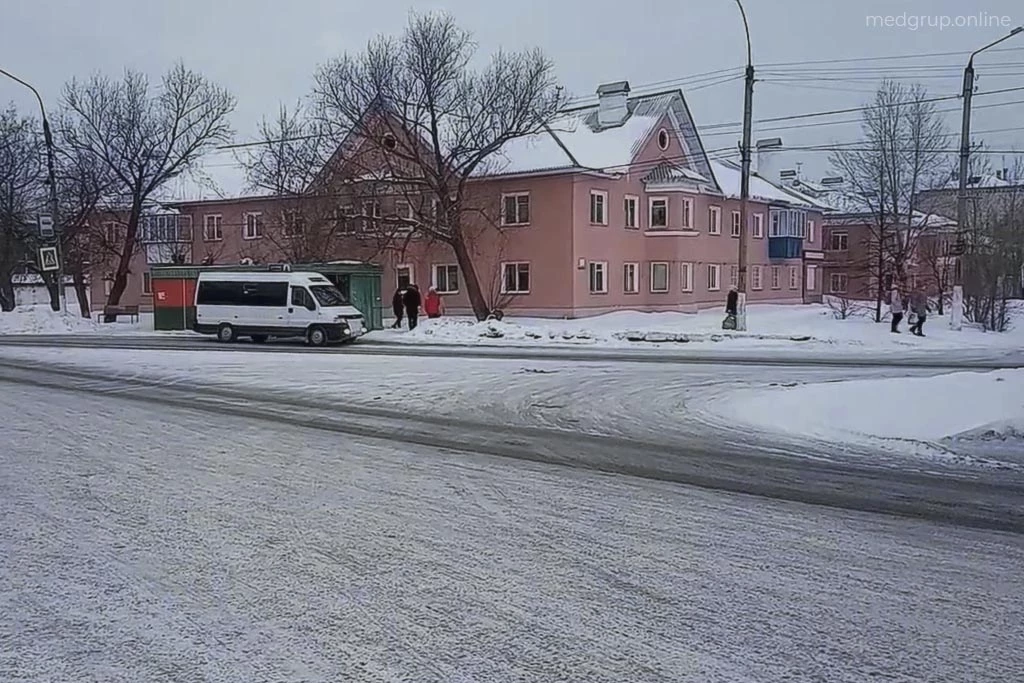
[102,304,140,323]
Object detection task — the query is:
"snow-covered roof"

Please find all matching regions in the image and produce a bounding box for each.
[710,160,832,211]
[643,162,710,185]
[940,173,1015,190]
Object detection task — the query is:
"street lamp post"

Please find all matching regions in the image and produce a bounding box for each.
[951,26,1023,331]
[0,67,65,314]
[734,0,754,331]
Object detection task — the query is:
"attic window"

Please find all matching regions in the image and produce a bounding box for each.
[382,133,397,150]
[657,129,670,151]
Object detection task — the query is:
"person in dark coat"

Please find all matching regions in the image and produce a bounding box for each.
[908,288,928,337]
[391,288,406,329]
[403,284,422,330]
[723,285,739,330]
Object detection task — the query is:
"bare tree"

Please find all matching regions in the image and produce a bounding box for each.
[313,11,565,319]
[60,64,234,320]
[830,81,948,321]
[0,106,43,312]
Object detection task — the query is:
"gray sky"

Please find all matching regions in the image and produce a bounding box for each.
[2,0,1022,196]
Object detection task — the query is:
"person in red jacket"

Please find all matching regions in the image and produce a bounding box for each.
[423,286,444,319]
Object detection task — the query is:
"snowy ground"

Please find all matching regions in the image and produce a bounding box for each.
[2,381,1023,682]
[709,369,1024,466]
[0,305,146,335]
[0,344,1021,471]
[372,302,1024,353]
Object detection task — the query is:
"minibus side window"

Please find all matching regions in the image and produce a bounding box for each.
[291,287,316,311]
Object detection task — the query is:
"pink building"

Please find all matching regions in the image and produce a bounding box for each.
[91,81,831,321]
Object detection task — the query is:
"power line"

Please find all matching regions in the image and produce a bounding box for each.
[757,45,1024,69]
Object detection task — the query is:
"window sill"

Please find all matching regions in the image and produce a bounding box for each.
[650,289,670,294]
[589,291,608,295]
[644,229,700,237]
[709,231,722,237]
[624,290,640,295]
[501,291,530,295]
[500,223,531,228]
[624,225,640,230]
[203,238,224,243]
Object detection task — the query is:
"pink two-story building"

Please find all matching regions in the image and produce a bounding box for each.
[91,81,830,322]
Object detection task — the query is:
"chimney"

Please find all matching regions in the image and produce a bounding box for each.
[820,176,844,187]
[596,81,631,128]
[755,138,783,182]
[779,169,797,185]
[995,169,1004,181]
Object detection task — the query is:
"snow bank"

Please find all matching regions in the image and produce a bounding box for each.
[371,302,1024,352]
[714,369,1024,463]
[0,305,101,335]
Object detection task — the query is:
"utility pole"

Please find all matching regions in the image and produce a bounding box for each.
[0,67,65,314]
[735,0,754,331]
[951,26,1023,331]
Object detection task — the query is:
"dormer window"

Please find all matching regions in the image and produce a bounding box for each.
[657,129,670,151]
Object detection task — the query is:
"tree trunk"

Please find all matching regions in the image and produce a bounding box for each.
[0,273,15,312]
[104,211,140,322]
[73,271,91,319]
[936,284,944,315]
[450,230,490,321]
[43,273,60,312]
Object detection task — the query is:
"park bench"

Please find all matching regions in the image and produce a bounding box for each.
[102,304,139,323]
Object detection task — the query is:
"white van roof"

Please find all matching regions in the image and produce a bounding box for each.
[196,271,335,285]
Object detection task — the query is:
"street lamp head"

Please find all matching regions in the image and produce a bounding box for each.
[1011,26,1023,35]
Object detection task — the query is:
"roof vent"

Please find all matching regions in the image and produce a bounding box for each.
[821,176,844,186]
[596,80,631,128]
[780,169,797,180]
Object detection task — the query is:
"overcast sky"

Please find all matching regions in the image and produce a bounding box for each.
[2,0,1021,197]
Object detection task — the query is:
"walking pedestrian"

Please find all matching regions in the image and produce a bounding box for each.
[391,287,406,329]
[908,288,929,337]
[403,283,422,330]
[890,289,904,333]
[423,286,444,319]
[722,285,739,330]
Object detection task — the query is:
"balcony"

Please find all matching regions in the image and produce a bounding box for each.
[140,214,193,244]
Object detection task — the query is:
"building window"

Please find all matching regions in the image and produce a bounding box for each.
[590,190,608,225]
[789,265,799,290]
[624,195,638,229]
[650,262,669,293]
[588,261,608,294]
[502,193,530,226]
[657,128,670,151]
[752,212,764,238]
[361,201,381,231]
[769,208,807,238]
[807,265,817,291]
[501,262,530,294]
[283,210,305,238]
[681,198,693,229]
[830,231,849,251]
[396,265,412,290]
[751,265,763,290]
[623,262,638,294]
[731,211,741,237]
[394,200,415,230]
[649,197,668,229]
[681,262,694,292]
[433,264,459,294]
[708,206,721,235]
[142,272,152,295]
[707,264,721,291]
[830,273,848,294]
[203,214,223,241]
[807,219,816,243]
[730,265,738,287]
[243,212,262,240]
[771,266,781,289]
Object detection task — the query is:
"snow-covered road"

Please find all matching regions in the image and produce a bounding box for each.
[3,382,1023,682]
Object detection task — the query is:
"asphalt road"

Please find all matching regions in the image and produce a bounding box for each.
[1,332,1022,369]
[3,373,1023,682]
[2,357,1022,533]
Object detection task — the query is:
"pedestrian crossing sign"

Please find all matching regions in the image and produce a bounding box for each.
[39,246,59,272]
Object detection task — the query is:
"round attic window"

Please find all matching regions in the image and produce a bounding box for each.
[657,129,670,151]
[382,133,397,150]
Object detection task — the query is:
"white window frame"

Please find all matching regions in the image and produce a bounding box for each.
[752,212,764,239]
[501,192,531,226]
[361,200,381,231]
[650,261,670,293]
[830,231,849,251]
[681,197,693,229]
[729,265,738,288]
[771,265,781,289]
[680,262,694,292]
[807,219,816,243]
[830,272,848,294]
[623,262,639,294]
[589,190,608,226]
[588,261,608,294]
[142,271,152,295]
[706,264,721,292]
[243,212,262,240]
[624,195,639,229]
[500,262,531,294]
[708,206,721,235]
[751,265,763,290]
[649,197,668,229]
[396,264,413,289]
[203,214,223,242]
[807,265,817,291]
[432,264,460,294]
[282,210,305,238]
[731,210,741,237]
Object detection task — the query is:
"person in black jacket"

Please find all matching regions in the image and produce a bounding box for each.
[391,288,406,328]
[723,285,739,330]
[403,284,422,330]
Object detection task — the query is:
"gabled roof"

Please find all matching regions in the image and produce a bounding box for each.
[710,160,832,211]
